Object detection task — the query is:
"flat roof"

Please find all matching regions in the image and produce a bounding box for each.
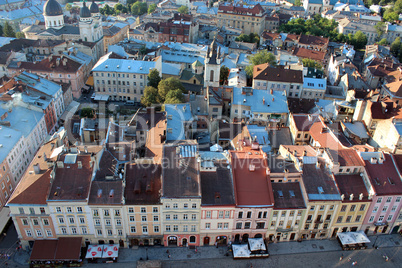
[231,150,274,207]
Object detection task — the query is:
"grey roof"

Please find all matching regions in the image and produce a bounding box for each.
[89,0,99,13]
[80,1,92,18]
[201,163,235,206]
[43,0,63,16]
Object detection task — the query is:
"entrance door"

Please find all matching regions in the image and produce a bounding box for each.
[234,234,240,243]
[365,227,370,234]
[276,233,281,242]
[168,236,178,246]
[109,240,114,244]
[290,233,296,241]
[311,233,316,239]
[391,226,400,234]
[182,238,187,247]
[242,234,249,243]
[119,240,124,247]
[332,228,339,238]
[203,237,210,245]
[374,226,379,233]
[382,226,388,233]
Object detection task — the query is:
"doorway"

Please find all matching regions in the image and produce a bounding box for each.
[254,234,262,238]
[109,240,114,244]
[242,234,249,243]
[168,236,177,246]
[391,226,400,234]
[216,236,227,245]
[382,226,388,233]
[332,228,339,238]
[276,233,281,242]
[311,233,316,239]
[182,238,187,247]
[290,233,296,241]
[365,227,370,234]
[234,234,240,243]
[203,237,210,245]
[119,240,124,247]
[374,226,379,233]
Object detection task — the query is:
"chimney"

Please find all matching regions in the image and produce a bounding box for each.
[263,97,265,105]
[303,150,307,156]
[293,150,297,156]
[370,157,377,164]
[84,146,88,153]
[359,193,363,200]
[378,157,384,164]
[109,189,114,197]
[57,161,64,168]
[349,193,354,201]
[270,89,273,94]
[249,164,255,171]
[316,161,321,169]
[33,163,40,174]
[341,194,345,200]
[77,161,82,169]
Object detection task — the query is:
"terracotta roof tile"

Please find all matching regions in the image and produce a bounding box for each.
[293,47,325,62]
[327,149,364,167]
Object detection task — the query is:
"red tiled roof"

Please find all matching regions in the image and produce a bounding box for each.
[261,31,280,41]
[230,150,274,207]
[218,4,265,16]
[17,55,82,74]
[293,47,325,62]
[309,120,344,150]
[253,64,303,83]
[334,174,370,202]
[298,34,329,47]
[327,149,365,167]
[364,154,402,196]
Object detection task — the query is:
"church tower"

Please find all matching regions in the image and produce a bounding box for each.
[89,0,103,42]
[43,0,64,30]
[204,39,222,88]
[79,1,96,42]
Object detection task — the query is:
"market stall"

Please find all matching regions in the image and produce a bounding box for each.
[85,245,103,259]
[248,238,269,258]
[102,244,119,262]
[232,244,251,259]
[337,231,370,250]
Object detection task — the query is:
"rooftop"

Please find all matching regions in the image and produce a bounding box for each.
[272,182,306,209]
[165,103,192,141]
[88,180,123,205]
[231,150,274,207]
[326,148,364,167]
[253,64,303,83]
[162,142,201,198]
[291,113,320,131]
[334,174,370,202]
[92,54,156,74]
[124,163,162,205]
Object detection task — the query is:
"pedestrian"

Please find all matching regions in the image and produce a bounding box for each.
[168,254,171,259]
[215,242,218,248]
[3,233,6,237]
[352,261,357,266]
[166,249,169,254]
[195,248,198,253]
[348,257,351,262]
[339,255,343,261]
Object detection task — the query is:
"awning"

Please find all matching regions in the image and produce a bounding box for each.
[86,245,103,258]
[94,94,110,101]
[0,207,10,233]
[232,244,251,259]
[102,244,119,258]
[248,238,266,251]
[60,100,80,122]
[337,231,370,245]
[30,237,82,262]
[86,76,94,86]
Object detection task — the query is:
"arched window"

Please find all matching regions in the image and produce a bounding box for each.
[85,37,88,42]
[58,20,61,25]
[210,70,214,82]
[189,236,196,243]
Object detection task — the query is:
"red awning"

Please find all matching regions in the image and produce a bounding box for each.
[30,237,82,262]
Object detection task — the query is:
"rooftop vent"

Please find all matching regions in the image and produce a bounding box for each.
[105,65,108,68]
[56,161,64,168]
[249,164,255,172]
[215,192,221,199]
[33,163,40,174]
[134,180,141,194]
[374,178,380,185]
[349,193,354,200]
[370,157,377,164]
[359,193,363,200]
[117,65,120,68]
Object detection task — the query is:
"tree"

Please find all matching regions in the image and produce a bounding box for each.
[395,0,402,14]
[131,2,147,15]
[164,89,184,104]
[80,108,95,118]
[141,86,158,107]
[391,37,401,56]
[301,58,322,70]
[245,51,277,77]
[384,11,399,22]
[220,65,230,85]
[3,22,15,38]
[15,32,25,39]
[100,4,114,15]
[236,33,250,43]
[351,31,368,50]
[114,3,124,14]
[377,38,389,45]
[148,68,161,88]
[157,77,185,103]
[178,5,189,14]
[0,25,3,37]
[294,0,302,6]
[139,45,147,56]
[65,3,72,11]
[374,22,386,40]
[148,3,157,14]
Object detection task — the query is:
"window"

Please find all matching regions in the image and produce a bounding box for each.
[154,216,159,221]
[191,225,196,232]
[359,204,366,211]
[298,211,302,216]
[19,208,24,214]
[129,216,135,222]
[373,207,378,213]
[340,205,347,212]
[350,205,356,212]
[93,210,98,216]
[165,203,170,209]
[247,212,252,218]
[337,216,343,223]
[71,228,77,234]
[69,217,75,224]
[369,216,374,222]
[256,222,265,229]
[281,211,286,217]
[22,219,28,225]
[95,219,100,225]
[115,209,120,216]
[236,222,242,229]
[26,229,32,237]
[77,207,82,213]
[396,197,401,202]
[105,219,111,226]
[67,207,72,213]
[378,215,384,222]
[205,223,211,229]
[225,211,230,218]
[166,214,171,220]
[107,230,113,236]
[131,226,136,233]
[377,197,382,203]
[346,216,352,223]
[97,229,102,235]
[183,214,188,220]
[306,215,312,222]
[58,217,64,224]
[173,203,178,209]
[173,214,178,220]
[192,203,197,209]
[386,197,392,202]
[40,207,46,214]
[392,206,397,212]
[173,225,178,232]
[304,224,310,230]
[192,214,196,220]
[355,215,361,222]
[319,205,325,211]
[329,205,334,211]
[141,216,147,222]
[153,207,158,213]
[238,212,243,218]
[224,223,229,229]
[142,226,148,233]
[104,210,110,216]
[141,207,146,213]
[184,203,188,209]
[154,226,159,232]
[310,206,315,211]
[116,219,121,226]
[244,222,251,229]
[218,223,223,229]
[387,214,393,221]
[263,211,268,218]
[382,206,388,212]
[61,228,67,234]
[29,208,35,214]
[46,230,52,237]
[289,211,295,217]
[271,220,276,227]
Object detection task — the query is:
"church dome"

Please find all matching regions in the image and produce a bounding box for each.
[80,1,92,18]
[89,0,99,13]
[43,0,63,16]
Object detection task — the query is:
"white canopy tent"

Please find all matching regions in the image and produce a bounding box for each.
[85,245,104,258]
[232,244,251,259]
[248,238,267,251]
[102,244,119,258]
[337,231,370,246]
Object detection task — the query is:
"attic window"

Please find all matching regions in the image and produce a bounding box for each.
[109,189,114,198]
[249,164,255,171]
[374,178,380,185]
[289,190,295,198]
[97,189,102,198]
[278,190,284,198]
[388,177,395,185]
[215,192,221,199]
[318,187,324,194]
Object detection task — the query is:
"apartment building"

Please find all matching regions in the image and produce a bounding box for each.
[230,149,274,243]
[161,142,202,247]
[124,162,163,247]
[359,152,402,235]
[199,158,235,246]
[92,53,158,102]
[217,4,266,35]
[288,114,321,145]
